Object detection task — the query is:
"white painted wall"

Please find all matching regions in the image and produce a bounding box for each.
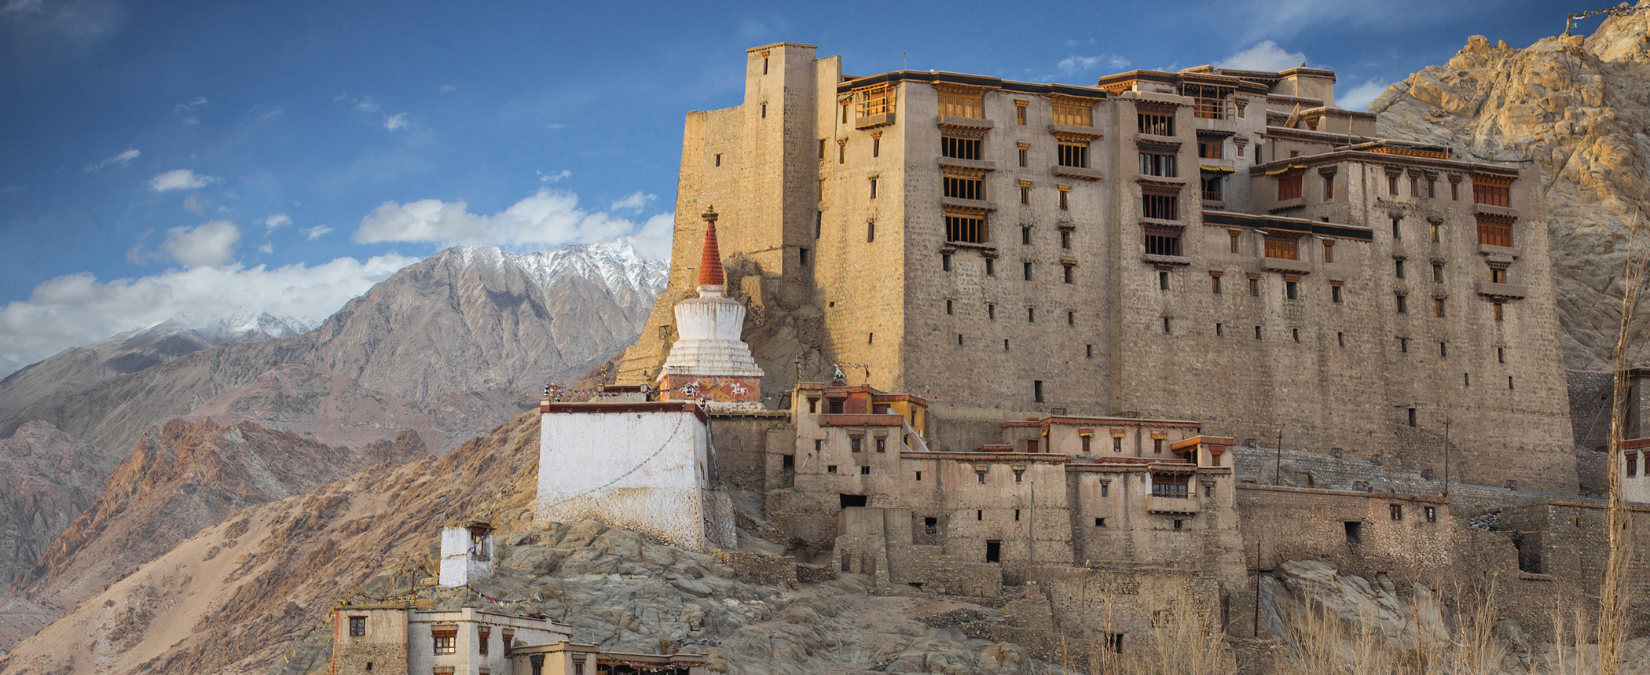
[406,609,571,675]
[537,409,733,551]
[438,528,494,588]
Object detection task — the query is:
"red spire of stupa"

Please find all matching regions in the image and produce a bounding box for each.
[698,206,725,287]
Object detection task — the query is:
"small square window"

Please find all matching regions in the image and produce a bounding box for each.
[977,471,986,483]
[860,465,870,475]
[349,617,366,637]
[828,465,838,473]
[1391,504,1403,521]
[1095,517,1106,527]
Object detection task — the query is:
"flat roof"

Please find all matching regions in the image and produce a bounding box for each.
[539,401,708,424]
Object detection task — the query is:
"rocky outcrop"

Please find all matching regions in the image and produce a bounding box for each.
[1,419,428,651]
[1372,9,1650,370]
[0,422,117,588]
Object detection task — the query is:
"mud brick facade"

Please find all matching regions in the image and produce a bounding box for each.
[616,42,1576,494]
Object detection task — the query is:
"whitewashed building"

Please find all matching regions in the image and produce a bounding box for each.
[439,521,495,588]
[330,605,571,675]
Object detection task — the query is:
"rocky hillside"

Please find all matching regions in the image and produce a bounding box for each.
[0,419,427,651]
[0,242,666,461]
[0,422,117,588]
[0,411,1076,675]
[1371,7,1650,370]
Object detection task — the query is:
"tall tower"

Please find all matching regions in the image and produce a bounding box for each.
[656,207,766,410]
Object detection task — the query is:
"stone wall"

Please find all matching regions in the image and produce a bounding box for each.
[1236,485,1461,585]
[1232,444,1557,515]
[706,413,792,492]
[711,551,798,587]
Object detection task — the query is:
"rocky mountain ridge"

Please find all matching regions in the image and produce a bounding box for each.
[0,422,117,589]
[1371,5,1650,370]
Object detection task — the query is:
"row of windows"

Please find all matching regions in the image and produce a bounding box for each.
[944,300,1079,325]
[940,253,1078,283]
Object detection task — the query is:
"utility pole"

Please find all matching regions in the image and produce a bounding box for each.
[1273,426,1285,485]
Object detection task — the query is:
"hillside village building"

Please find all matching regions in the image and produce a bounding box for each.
[614,42,1575,495]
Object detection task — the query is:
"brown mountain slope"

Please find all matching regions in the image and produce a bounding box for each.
[0,422,118,588]
[0,419,427,652]
[0,410,541,675]
[1371,12,1650,369]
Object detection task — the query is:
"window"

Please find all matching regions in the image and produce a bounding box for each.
[869,178,878,199]
[1323,240,1334,263]
[1286,281,1298,300]
[799,247,810,265]
[1400,337,1409,353]
[1139,152,1177,177]
[867,220,875,242]
[1430,222,1440,242]
[1028,306,1036,322]
[1230,231,1241,253]
[1064,264,1074,284]
[1154,438,1163,453]
[1465,373,1471,387]
[924,516,937,533]
[857,85,894,119]
[1509,376,1515,390]
[1021,183,1031,204]
[1494,303,1504,321]
[1015,100,1028,125]
[1095,517,1106,527]
[1410,174,1419,196]
[851,437,862,452]
[349,617,366,637]
[1145,230,1181,257]
[1174,519,1184,530]
[1432,263,1443,282]
[1202,174,1223,202]
[1058,141,1089,168]
[1061,229,1071,248]
[1331,284,1342,303]
[1440,342,1448,357]
[1158,272,1169,291]
[479,628,490,655]
[988,303,996,320]
[1023,262,1033,280]
[945,214,986,243]
[1059,189,1069,210]
[941,136,982,160]
[1142,194,1178,220]
[1138,112,1174,135]
[838,142,845,164]
[872,136,880,157]
[1004,338,1010,351]
[1216,323,1224,336]
[503,631,514,657]
[1478,218,1513,247]
[1105,634,1125,655]
[819,139,826,158]
[1397,294,1407,314]
[1323,175,1335,199]
[1451,180,1460,200]
[939,91,984,119]
[1425,506,1437,522]
[917,472,924,482]
[1337,331,1344,346]
[1390,217,1402,239]
[762,56,768,74]
[1018,143,1029,167]
[1264,238,1298,260]
[1276,173,1302,200]
[1021,226,1031,245]
[1629,452,1639,477]
[1163,317,1172,333]
[1491,267,1507,284]
[714,154,721,167]
[1197,139,1223,159]
[1395,259,1406,279]
[1249,276,1260,296]
[828,465,837,473]
[943,174,983,200]
[1474,181,1511,207]
[1113,436,1122,452]
[842,103,849,124]
[1345,521,1363,544]
[1498,347,1505,363]
[1391,504,1403,521]
[1034,380,1044,402]
[1292,328,1301,342]
[1014,470,1024,483]
[1151,473,1189,498]
[1428,178,1437,198]
[1211,273,1222,294]
[1388,174,1399,195]
[1053,101,1092,126]
[985,540,1001,563]
[977,472,986,484]
[1407,408,1417,426]
[433,631,457,655]
[1086,343,1093,357]
[761,103,766,118]
[1434,298,1445,317]
[942,253,952,271]
[861,465,870,475]
[815,211,822,238]
[946,299,953,315]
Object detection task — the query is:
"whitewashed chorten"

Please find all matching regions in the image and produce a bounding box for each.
[657,206,765,410]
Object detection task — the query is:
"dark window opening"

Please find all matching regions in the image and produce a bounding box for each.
[1095,517,1106,527]
[1142,194,1178,220]
[1425,506,1437,522]
[1407,408,1417,427]
[840,494,868,508]
[924,517,938,535]
[1344,521,1362,545]
[1138,112,1173,135]
[1024,262,1033,281]
[1159,271,1171,290]
[860,465,871,475]
[985,540,1001,563]
[946,214,986,244]
[943,175,983,200]
[783,455,795,471]
[1145,232,1181,257]
[1034,380,1045,403]
[1057,142,1089,168]
[1390,504,1403,521]
[1140,152,1176,177]
[941,136,982,160]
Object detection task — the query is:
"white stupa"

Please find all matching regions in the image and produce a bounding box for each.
[657,206,765,411]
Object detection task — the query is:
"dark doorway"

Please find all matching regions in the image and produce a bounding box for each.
[840,494,867,508]
[985,540,1001,563]
[1344,521,1362,545]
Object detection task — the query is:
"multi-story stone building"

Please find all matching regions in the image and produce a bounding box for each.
[617,42,1574,494]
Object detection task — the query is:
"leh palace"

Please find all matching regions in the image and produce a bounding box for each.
[509,41,1650,663]
[217,39,1650,675]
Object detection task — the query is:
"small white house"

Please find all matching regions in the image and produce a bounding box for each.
[331,605,571,675]
[439,521,495,588]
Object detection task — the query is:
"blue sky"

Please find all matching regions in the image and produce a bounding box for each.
[0,0,1601,370]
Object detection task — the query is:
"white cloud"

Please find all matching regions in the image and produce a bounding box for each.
[538,169,570,183]
[354,188,661,253]
[1217,41,1308,71]
[354,96,379,113]
[545,123,566,130]
[627,212,675,261]
[384,112,412,130]
[263,213,291,230]
[1337,79,1391,112]
[303,225,333,240]
[257,242,273,255]
[147,169,218,192]
[162,220,240,268]
[85,148,139,172]
[1057,54,1130,75]
[610,191,656,211]
[174,97,207,113]
[0,253,419,375]
[439,84,455,93]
